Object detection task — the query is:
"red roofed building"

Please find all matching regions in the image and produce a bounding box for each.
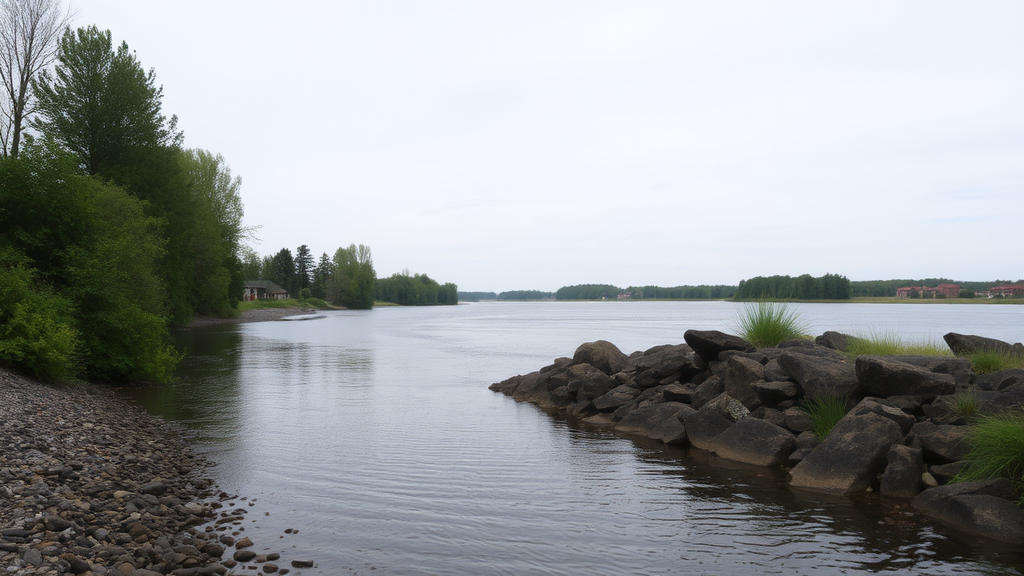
[895,284,960,299]
[990,284,1024,298]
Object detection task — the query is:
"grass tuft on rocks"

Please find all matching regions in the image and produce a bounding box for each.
[954,388,980,418]
[735,301,809,348]
[843,330,951,359]
[967,350,1024,375]
[801,395,847,441]
[954,410,1024,506]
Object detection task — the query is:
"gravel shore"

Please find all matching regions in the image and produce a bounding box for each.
[0,369,309,575]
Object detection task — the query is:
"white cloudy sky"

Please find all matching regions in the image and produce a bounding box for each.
[77,1,1022,292]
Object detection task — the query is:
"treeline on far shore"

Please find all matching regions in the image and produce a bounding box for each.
[460,274,1024,303]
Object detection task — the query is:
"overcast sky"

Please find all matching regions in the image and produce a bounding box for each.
[77,1,1022,292]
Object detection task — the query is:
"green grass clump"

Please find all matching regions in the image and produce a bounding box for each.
[953,388,979,418]
[843,330,951,359]
[967,350,1024,375]
[735,301,809,347]
[801,396,848,441]
[954,411,1024,505]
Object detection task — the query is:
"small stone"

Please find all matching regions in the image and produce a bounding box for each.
[922,472,938,488]
[219,535,235,546]
[266,553,280,561]
[233,550,257,562]
[263,563,279,573]
[235,537,253,548]
[113,491,131,499]
[23,548,43,566]
[290,560,314,568]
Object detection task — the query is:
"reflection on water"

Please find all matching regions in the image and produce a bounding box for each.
[124,303,1024,575]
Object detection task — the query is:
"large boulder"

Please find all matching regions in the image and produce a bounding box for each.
[592,384,641,413]
[572,340,627,375]
[879,444,924,498]
[910,421,971,464]
[631,344,702,383]
[778,351,861,401]
[683,393,748,452]
[974,369,1024,392]
[815,331,853,351]
[787,412,903,493]
[846,398,915,435]
[855,356,955,400]
[912,478,1024,544]
[614,402,693,445]
[886,355,973,386]
[943,333,1024,358]
[691,375,725,410]
[751,380,800,406]
[723,356,765,410]
[711,417,796,467]
[683,330,754,362]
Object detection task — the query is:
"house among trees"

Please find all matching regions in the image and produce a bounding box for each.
[989,284,1024,298]
[243,280,289,301]
[895,284,960,299]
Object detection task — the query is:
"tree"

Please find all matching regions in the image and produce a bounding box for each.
[0,0,70,157]
[32,25,180,174]
[295,244,312,291]
[269,248,296,296]
[310,252,332,299]
[331,244,375,309]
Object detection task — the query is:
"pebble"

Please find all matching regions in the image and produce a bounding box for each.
[0,368,285,576]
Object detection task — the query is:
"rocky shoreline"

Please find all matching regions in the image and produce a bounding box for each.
[0,369,313,575]
[490,330,1024,547]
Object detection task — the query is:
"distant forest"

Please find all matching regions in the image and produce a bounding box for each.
[458,277,1021,304]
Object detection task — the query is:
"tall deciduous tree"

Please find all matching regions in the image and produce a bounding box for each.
[331,244,375,310]
[0,0,70,157]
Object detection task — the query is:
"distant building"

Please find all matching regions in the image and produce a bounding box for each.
[990,284,1024,298]
[243,280,289,301]
[895,284,959,299]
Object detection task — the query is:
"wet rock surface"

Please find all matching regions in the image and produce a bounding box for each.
[0,369,308,575]
[490,331,1024,545]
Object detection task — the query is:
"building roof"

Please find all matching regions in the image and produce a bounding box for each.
[244,280,288,293]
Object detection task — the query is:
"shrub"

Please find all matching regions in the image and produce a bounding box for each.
[843,330,951,359]
[967,350,1024,375]
[734,300,808,347]
[801,395,847,440]
[954,411,1024,505]
[299,287,312,300]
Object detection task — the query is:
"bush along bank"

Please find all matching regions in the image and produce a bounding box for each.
[0,369,314,575]
[489,330,1024,545]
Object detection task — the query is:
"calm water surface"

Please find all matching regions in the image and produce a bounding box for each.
[130,302,1024,575]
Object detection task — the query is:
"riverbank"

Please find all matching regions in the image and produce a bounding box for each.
[0,369,310,575]
[188,307,319,328]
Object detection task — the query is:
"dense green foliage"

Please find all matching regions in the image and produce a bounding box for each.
[626,285,736,299]
[458,291,497,302]
[736,273,851,300]
[955,411,1024,505]
[331,244,376,310]
[498,290,553,300]
[0,25,246,382]
[967,350,1024,375]
[556,284,622,300]
[376,272,457,306]
[734,301,808,347]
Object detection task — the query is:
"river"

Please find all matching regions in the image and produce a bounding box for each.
[128,301,1024,575]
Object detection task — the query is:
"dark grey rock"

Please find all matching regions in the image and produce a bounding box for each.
[910,421,971,464]
[778,351,861,401]
[752,380,800,406]
[683,329,754,362]
[683,393,748,451]
[615,402,693,445]
[929,461,968,485]
[856,355,956,399]
[712,417,796,467]
[880,444,924,498]
[815,331,852,351]
[943,333,1022,357]
[974,369,1024,392]
[592,384,640,412]
[846,398,915,435]
[723,356,765,410]
[782,406,814,433]
[571,340,627,375]
[886,355,973,386]
[912,478,1024,544]
[691,375,724,410]
[662,383,696,404]
[788,413,903,493]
